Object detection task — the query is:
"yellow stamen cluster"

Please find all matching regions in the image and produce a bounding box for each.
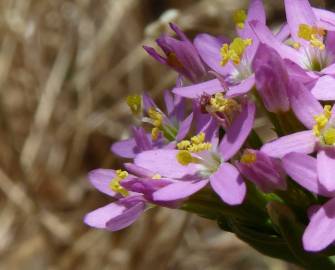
[313,105,332,137]
[109,170,129,197]
[176,133,212,166]
[240,150,257,164]
[148,108,163,140]
[126,95,142,115]
[208,93,241,114]
[177,132,212,153]
[233,9,247,29]
[220,37,252,66]
[298,24,325,50]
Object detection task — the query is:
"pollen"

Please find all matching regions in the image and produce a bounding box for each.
[109,169,129,197]
[233,9,247,29]
[126,95,142,115]
[313,105,332,136]
[220,37,252,66]
[148,108,163,140]
[207,93,241,121]
[177,132,212,153]
[176,150,196,166]
[323,128,335,145]
[240,150,257,164]
[298,24,325,50]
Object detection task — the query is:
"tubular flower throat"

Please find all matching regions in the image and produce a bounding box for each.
[220,37,252,66]
[110,170,129,197]
[313,105,335,146]
[240,150,257,164]
[176,132,212,165]
[126,95,142,115]
[297,24,325,50]
[148,108,163,140]
[233,9,247,29]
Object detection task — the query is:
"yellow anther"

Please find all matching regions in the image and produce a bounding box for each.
[151,127,161,141]
[110,170,129,196]
[152,173,161,180]
[292,42,301,49]
[240,150,257,164]
[313,105,333,136]
[298,24,325,50]
[323,128,335,145]
[191,132,205,145]
[207,93,241,117]
[177,132,212,153]
[233,9,247,29]
[188,142,212,153]
[177,140,191,150]
[148,108,163,141]
[220,38,252,66]
[116,169,128,179]
[126,95,142,115]
[176,150,196,166]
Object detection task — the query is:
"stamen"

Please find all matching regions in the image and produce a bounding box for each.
[313,105,332,136]
[109,169,129,196]
[220,38,252,66]
[176,150,194,166]
[148,108,163,140]
[323,128,335,145]
[233,9,247,29]
[177,132,212,153]
[298,24,325,50]
[240,150,257,164]
[126,95,142,115]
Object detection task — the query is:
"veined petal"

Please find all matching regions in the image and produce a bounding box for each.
[313,8,335,29]
[210,162,246,205]
[303,197,335,251]
[220,101,255,161]
[106,201,146,231]
[194,33,232,75]
[317,149,335,193]
[284,0,317,42]
[134,149,199,179]
[289,79,323,129]
[152,179,209,201]
[173,79,224,98]
[311,75,335,101]
[84,202,126,229]
[261,131,316,158]
[225,75,255,97]
[282,152,333,197]
[88,169,117,197]
[325,31,335,57]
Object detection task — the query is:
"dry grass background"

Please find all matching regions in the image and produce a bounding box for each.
[0,0,331,269]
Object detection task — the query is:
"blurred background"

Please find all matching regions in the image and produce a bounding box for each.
[0,0,333,269]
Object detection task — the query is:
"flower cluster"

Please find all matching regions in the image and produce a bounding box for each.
[85,0,335,266]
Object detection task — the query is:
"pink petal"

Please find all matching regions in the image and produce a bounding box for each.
[311,75,335,101]
[153,180,209,201]
[317,149,335,192]
[225,75,255,97]
[210,162,246,205]
[261,131,316,158]
[88,169,116,197]
[303,197,335,251]
[134,149,199,179]
[173,79,224,98]
[220,101,255,161]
